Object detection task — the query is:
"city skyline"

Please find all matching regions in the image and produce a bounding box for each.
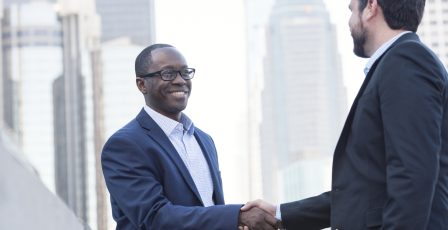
[0,0,447,229]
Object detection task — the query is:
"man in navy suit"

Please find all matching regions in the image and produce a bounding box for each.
[101,44,278,229]
[242,0,448,229]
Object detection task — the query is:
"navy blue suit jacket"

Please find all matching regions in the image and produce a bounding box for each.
[102,109,240,229]
[281,33,448,229]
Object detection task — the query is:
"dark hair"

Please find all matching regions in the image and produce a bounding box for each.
[135,43,174,77]
[358,0,426,32]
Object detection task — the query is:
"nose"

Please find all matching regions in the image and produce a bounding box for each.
[171,71,187,84]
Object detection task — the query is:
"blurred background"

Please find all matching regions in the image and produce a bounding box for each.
[0,0,446,229]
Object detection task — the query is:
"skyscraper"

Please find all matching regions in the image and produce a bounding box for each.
[54,12,89,223]
[100,38,143,140]
[53,0,103,228]
[0,0,3,131]
[418,0,448,69]
[95,0,155,46]
[1,0,63,193]
[244,0,275,200]
[261,0,346,203]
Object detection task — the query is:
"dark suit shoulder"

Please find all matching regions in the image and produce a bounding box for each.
[387,38,445,70]
[378,38,447,89]
[385,38,431,59]
[103,119,144,148]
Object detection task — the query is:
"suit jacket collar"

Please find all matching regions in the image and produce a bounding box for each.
[135,108,223,205]
[364,31,412,75]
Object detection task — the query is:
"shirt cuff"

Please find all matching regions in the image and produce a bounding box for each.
[276,204,282,220]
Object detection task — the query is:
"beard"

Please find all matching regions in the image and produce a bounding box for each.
[352,21,368,58]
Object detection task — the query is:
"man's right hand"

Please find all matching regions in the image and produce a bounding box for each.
[238,206,278,230]
[241,199,276,216]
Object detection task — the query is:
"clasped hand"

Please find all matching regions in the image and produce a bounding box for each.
[238,199,282,230]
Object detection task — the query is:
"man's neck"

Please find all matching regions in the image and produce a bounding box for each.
[366,29,407,57]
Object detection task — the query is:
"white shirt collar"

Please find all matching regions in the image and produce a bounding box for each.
[364,31,412,75]
[143,105,194,136]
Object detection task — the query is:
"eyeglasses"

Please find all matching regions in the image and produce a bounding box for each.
[140,68,195,81]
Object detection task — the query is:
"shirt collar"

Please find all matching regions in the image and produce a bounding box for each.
[364,31,412,75]
[143,105,195,136]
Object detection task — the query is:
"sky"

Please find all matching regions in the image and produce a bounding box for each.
[155,0,368,105]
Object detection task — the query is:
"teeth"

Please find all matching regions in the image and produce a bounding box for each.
[171,91,186,96]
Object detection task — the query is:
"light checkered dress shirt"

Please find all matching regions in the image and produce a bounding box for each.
[144,105,215,207]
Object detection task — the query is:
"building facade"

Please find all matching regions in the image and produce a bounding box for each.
[54,0,103,227]
[1,0,62,193]
[95,0,155,46]
[261,0,346,203]
[418,0,448,69]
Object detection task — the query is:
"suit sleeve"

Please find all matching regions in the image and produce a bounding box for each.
[378,41,445,229]
[280,191,331,229]
[101,134,241,230]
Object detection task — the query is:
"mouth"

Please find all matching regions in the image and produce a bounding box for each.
[168,90,189,98]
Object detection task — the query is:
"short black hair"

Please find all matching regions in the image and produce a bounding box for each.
[358,0,426,32]
[135,43,174,77]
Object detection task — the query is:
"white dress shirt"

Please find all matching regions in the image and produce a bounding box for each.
[144,105,215,207]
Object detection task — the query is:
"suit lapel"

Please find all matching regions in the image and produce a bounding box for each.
[333,63,376,156]
[135,109,203,204]
[334,33,419,156]
[194,131,224,204]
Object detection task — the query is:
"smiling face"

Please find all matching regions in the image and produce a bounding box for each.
[349,0,368,58]
[137,47,192,121]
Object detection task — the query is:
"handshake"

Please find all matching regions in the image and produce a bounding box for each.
[238,199,283,230]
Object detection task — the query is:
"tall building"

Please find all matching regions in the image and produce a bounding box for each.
[1,0,63,192]
[3,0,57,5]
[95,0,155,46]
[54,12,89,223]
[3,0,29,7]
[244,0,275,200]
[418,0,448,69]
[0,0,3,131]
[101,38,143,137]
[53,0,103,228]
[261,0,346,203]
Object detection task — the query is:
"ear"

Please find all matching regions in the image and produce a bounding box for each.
[363,0,379,20]
[136,78,147,94]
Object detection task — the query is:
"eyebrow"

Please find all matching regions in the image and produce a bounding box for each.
[159,65,188,70]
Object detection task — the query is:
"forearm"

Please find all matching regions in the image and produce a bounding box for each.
[148,203,242,230]
[280,191,331,229]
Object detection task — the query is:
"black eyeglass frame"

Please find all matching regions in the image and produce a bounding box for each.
[139,68,196,81]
